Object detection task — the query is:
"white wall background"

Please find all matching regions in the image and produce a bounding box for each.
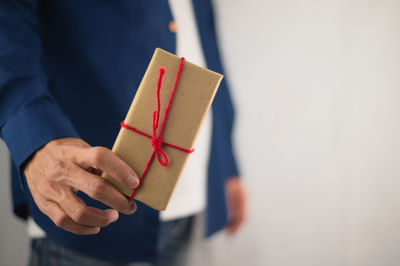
[0,141,29,266]
[2,0,400,265]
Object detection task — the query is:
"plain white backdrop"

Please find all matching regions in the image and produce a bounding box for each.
[2,0,400,265]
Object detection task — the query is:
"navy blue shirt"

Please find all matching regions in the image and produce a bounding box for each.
[0,0,238,262]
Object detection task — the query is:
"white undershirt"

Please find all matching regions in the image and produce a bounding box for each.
[28,0,209,236]
[160,0,210,221]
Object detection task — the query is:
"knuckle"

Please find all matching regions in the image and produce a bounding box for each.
[57,190,68,204]
[70,207,86,223]
[56,146,68,160]
[50,162,63,175]
[91,147,108,166]
[88,180,106,198]
[48,160,67,179]
[53,213,69,227]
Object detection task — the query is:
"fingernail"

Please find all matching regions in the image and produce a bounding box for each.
[92,227,101,234]
[128,201,136,213]
[126,174,139,188]
[110,211,119,222]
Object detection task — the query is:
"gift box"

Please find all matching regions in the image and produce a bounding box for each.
[103,48,223,210]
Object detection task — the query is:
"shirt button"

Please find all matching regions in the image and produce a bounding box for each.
[169,21,178,33]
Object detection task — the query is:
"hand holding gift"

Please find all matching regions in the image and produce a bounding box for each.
[24,137,139,235]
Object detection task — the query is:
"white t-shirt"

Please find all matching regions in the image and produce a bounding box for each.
[28,0,210,237]
[160,0,210,221]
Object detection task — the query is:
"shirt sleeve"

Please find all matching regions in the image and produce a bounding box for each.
[0,1,79,176]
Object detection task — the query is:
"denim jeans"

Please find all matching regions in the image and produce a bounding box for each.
[28,216,194,266]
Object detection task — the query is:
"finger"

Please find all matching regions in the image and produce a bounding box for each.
[227,208,243,234]
[235,192,246,227]
[237,188,247,228]
[227,195,246,235]
[73,146,139,189]
[228,215,243,235]
[39,199,100,235]
[58,190,119,227]
[67,165,137,214]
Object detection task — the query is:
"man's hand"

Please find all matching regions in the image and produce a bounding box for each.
[225,177,247,235]
[24,137,139,235]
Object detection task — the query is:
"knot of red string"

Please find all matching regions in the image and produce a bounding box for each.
[121,57,194,199]
[150,122,168,167]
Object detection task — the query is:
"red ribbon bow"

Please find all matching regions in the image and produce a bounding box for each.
[121,57,194,199]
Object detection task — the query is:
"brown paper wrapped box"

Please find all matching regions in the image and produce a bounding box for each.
[103,48,223,210]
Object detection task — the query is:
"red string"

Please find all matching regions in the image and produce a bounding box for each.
[121,57,194,199]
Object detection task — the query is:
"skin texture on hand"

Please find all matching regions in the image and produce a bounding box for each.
[24,137,140,235]
[225,177,247,235]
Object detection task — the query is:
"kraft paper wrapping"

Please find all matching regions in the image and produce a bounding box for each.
[103,48,223,210]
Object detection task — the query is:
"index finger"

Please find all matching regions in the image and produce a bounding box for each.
[74,146,139,189]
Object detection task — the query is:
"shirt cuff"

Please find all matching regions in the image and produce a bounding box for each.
[1,98,80,172]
